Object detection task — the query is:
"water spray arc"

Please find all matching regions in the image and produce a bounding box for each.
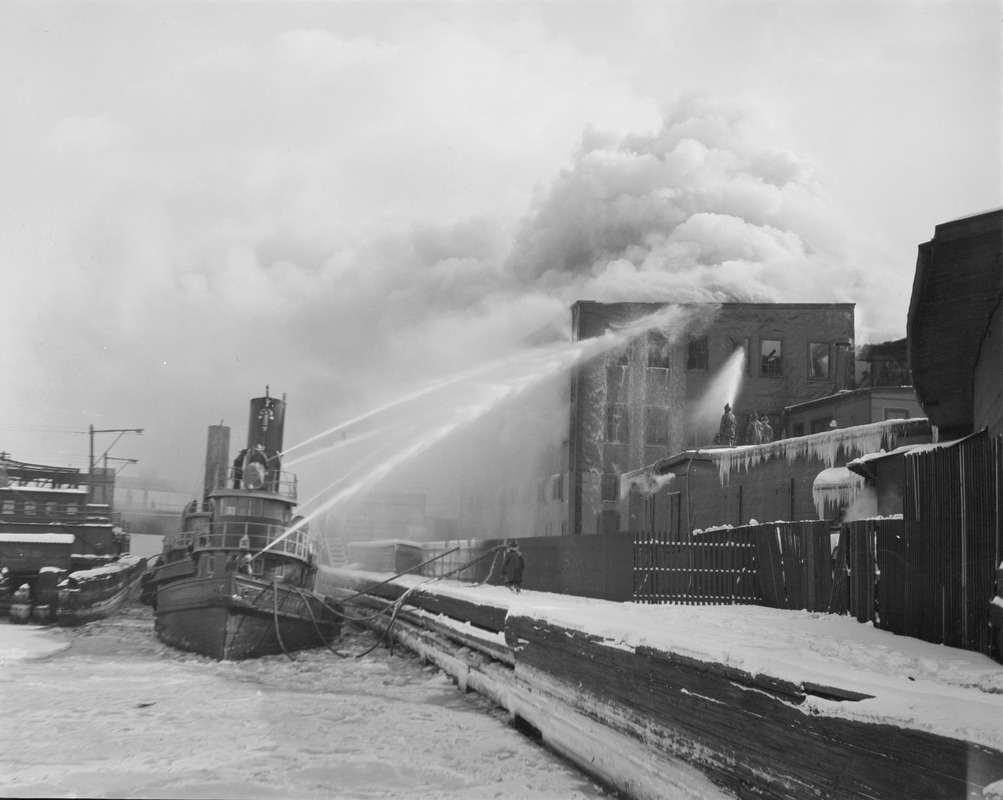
[279,303,721,548]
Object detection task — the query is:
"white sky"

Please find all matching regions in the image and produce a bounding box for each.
[1,0,999,499]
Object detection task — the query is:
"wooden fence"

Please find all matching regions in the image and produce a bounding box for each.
[841,432,1003,654]
[635,432,1002,659]
[633,520,834,610]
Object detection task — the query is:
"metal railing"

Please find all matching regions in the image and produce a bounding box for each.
[208,466,298,500]
[195,520,312,561]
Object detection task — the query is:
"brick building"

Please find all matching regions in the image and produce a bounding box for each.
[567,301,855,536]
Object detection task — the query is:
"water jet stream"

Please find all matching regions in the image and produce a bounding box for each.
[261,304,720,554]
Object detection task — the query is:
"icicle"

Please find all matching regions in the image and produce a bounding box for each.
[713,419,917,487]
[812,467,866,519]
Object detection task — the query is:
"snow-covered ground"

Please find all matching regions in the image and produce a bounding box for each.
[4,581,1002,800]
[366,575,1003,754]
[0,605,622,800]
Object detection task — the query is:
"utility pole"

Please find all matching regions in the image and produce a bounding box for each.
[87,426,144,506]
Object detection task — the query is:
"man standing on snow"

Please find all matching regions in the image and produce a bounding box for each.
[502,540,525,593]
[746,411,763,445]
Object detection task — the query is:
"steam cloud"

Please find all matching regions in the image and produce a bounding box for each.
[9,84,891,514]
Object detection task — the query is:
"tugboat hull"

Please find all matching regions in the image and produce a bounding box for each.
[155,573,341,660]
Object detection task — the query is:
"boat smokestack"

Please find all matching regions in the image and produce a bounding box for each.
[203,424,230,501]
[247,390,286,453]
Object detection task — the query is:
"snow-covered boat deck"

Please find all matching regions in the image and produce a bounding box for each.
[319,566,1003,800]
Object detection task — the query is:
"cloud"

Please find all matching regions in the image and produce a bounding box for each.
[1,18,903,513]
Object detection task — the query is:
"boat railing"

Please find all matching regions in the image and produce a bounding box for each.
[209,467,298,500]
[195,520,312,561]
[162,515,209,552]
[162,529,196,552]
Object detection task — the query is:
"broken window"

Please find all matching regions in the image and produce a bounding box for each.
[645,406,670,446]
[686,335,708,371]
[761,339,782,377]
[0,500,13,515]
[809,342,830,379]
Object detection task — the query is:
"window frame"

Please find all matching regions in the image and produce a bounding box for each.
[686,335,709,372]
[808,342,831,380]
[600,473,620,503]
[760,338,783,378]
[645,405,670,446]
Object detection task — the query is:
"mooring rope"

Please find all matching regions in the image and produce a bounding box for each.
[272,581,294,662]
[295,586,349,659]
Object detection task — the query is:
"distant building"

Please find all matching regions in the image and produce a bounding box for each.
[567,301,855,536]
[784,386,924,437]
[333,492,428,544]
[855,338,912,388]
[114,474,190,538]
[623,418,933,537]
[908,208,1003,438]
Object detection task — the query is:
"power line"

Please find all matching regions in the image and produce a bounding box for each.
[0,424,90,434]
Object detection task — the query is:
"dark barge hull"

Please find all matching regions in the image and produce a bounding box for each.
[55,557,148,625]
[154,573,340,660]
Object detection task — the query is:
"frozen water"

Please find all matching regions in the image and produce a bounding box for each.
[0,605,619,800]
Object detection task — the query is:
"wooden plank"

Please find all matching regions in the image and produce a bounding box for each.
[508,614,1003,800]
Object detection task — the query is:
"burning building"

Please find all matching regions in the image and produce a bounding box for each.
[566,301,855,536]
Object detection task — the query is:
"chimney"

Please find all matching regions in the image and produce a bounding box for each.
[203,424,230,501]
[833,338,853,392]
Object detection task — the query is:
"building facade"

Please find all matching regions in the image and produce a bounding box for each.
[783,386,924,437]
[568,301,855,536]
[907,208,1003,438]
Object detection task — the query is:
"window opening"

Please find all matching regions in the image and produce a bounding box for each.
[647,331,671,369]
[606,404,629,443]
[645,406,670,446]
[761,339,782,377]
[605,363,629,443]
[686,336,708,371]
[808,342,830,379]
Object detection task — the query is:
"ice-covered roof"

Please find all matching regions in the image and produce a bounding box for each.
[0,533,74,544]
[652,418,933,487]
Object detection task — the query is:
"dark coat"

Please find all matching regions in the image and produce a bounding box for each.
[502,548,525,584]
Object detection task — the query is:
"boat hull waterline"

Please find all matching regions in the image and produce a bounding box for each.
[155,572,341,661]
